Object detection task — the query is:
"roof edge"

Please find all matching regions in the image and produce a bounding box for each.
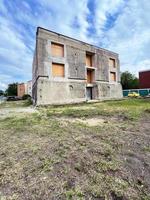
[36,27,119,56]
[139,69,150,73]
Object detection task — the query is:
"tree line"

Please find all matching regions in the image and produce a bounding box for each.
[0,83,18,96]
[121,71,139,89]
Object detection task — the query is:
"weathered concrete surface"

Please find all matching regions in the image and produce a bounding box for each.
[36,77,86,105]
[32,27,122,105]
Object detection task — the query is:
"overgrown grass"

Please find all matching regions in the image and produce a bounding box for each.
[0,100,31,109]
[0,98,150,200]
[44,98,150,120]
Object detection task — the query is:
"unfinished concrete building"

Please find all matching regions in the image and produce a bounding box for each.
[32,27,122,105]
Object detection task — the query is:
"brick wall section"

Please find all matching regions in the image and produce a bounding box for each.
[17,83,26,97]
[139,71,150,89]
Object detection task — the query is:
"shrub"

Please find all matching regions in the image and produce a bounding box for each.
[24,97,33,106]
[22,94,31,100]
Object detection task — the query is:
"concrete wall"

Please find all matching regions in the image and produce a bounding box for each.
[26,80,32,96]
[32,27,122,105]
[35,77,86,105]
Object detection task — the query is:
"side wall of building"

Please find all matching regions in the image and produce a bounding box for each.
[32,28,122,105]
[26,81,32,96]
[139,71,150,89]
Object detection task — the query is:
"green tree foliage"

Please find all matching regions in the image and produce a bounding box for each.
[121,71,139,89]
[5,83,17,96]
[0,90,4,96]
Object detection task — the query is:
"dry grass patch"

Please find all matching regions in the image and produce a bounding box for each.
[0,99,150,200]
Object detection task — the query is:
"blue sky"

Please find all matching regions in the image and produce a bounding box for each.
[0,0,150,90]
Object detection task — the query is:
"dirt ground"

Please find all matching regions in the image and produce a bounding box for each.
[0,99,150,200]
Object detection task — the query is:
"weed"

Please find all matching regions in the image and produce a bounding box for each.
[40,158,54,172]
[0,99,150,199]
[143,146,150,152]
[88,174,129,198]
[96,159,120,172]
[65,187,84,200]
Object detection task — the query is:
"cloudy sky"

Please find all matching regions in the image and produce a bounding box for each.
[0,0,150,90]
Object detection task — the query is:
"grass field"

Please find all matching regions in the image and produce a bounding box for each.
[0,99,150,200]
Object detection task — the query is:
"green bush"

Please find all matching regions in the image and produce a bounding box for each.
[24,98,33,106]
[22,94,31,100]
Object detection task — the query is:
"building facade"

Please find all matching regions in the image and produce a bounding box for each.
[17,81,32,97]
[32,27,122,105]
[26,80,32,96]
[139,70,150,89]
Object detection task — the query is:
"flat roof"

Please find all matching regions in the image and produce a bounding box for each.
[37,27,118,55]
[139,69,150,73]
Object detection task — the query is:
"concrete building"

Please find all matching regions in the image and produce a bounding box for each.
[32,27,122,105]
[26,80,32,96]
[139,70,150,89]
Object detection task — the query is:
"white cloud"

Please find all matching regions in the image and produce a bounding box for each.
[0,14,32,82]
[0,0,150,90]
[94,0,125,36]
[0,74,15,91]
[0,0,90,90]
[95,0,150,75]
[0,82,7,91]
[36,0,90,41]
[0,0,7,15]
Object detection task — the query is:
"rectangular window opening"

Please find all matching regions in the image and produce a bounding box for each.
[87,69,93,83]
[109,58,116,68]
[86,54,92,67]
[110,72,116,82]
[51,42,64,57]
[52,63,64,77]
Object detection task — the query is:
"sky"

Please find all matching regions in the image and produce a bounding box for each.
[0,0,150,90]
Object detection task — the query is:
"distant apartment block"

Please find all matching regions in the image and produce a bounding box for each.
[32,27,122,105]
[17,83,27,97]
[17,81,32,97]
[139,70,150,89]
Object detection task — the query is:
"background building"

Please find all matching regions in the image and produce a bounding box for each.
[17,81,32,97]
[32,27,122,105]
[139,70,150,89]
[17,83,27,97]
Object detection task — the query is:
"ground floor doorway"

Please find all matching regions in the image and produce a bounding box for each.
[86,87,92,100]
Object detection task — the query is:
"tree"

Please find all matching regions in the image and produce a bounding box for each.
[0,90,4,96]
[131,77,139,89]
[121,71,139,89]
[5,83,17,96]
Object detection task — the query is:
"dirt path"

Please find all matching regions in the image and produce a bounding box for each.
[0,101,37,118]
[0,107,36,117]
